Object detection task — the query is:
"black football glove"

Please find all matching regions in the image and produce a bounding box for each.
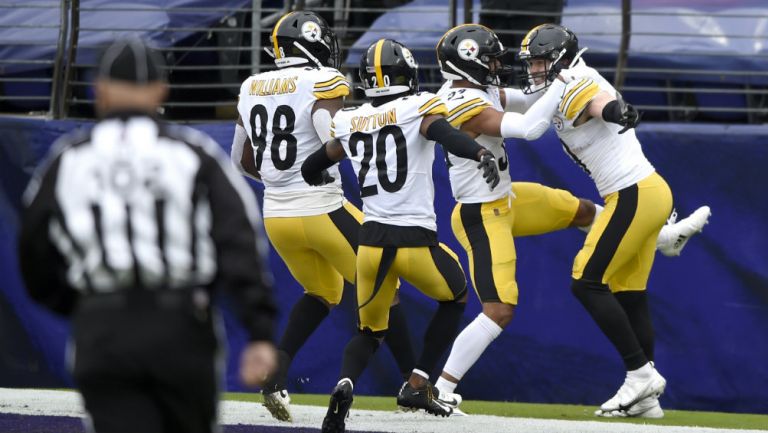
[477,150,500,190]
[616,94,641,134]
[305,169,335,186]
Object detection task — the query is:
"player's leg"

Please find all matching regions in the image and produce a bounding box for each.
[572,173,672,414]
[435,199,516,404]
[321,202,416,380]
[656,205,711,257]
[322,245,399,433]
[510,182,592,237]
[394,243,468,417]
[263,215,343,421]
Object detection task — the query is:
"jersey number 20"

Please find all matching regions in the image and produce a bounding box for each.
[349,125,407,198]
[249,104,297,171]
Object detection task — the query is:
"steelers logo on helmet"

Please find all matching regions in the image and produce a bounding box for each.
[458,38,480,60]
[553,116,564,131]
[301,21,322,42]
[402,47,418,68]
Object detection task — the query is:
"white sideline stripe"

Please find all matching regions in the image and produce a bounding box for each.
[0,388,762,433]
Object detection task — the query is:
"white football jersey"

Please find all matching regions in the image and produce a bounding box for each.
[332,92,448,231]
[553,60,655,196]
[437,81,513,203]
[237,65,350,217]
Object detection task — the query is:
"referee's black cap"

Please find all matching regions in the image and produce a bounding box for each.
[98,37,166,84]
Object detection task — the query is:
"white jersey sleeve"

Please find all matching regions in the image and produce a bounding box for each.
[437,84,513,203]
[332,92,447,231]
[554,62,655,196]
[236,66,349,217]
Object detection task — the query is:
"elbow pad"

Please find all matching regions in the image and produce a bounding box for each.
[499,112,550,140]
[312,108,334,144]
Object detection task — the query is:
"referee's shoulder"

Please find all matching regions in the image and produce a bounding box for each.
[159,122,223,158]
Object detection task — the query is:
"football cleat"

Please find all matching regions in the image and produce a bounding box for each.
[658,206,711,257]
[322,379,354,433]
[599,368,666,413]
[433,384,467,416]
[262,389,292,422]
[595,395,664,419]
[397,381,453,417]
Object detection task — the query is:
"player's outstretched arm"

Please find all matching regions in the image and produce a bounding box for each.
[421,115,500,189]
[586,91,641,134]
[231,115,261,181]
[301,138,345,186]
[464,80,567,141]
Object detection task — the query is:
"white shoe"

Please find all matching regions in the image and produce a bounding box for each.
[438,391,467,416]
[263,389,292,422]
[595,395,664,419]
[658,206,711,257]
[599,368,666,413]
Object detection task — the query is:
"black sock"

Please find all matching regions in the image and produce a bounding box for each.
[615,291,655,362]
[572,279,648,371]
[340,332,382,383]
[279,294,330,358]
[415,300,466,376]
[265,294,329,391]
[262,350,291,393]
[385,304,416,380]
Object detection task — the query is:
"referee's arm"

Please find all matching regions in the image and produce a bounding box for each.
[18,151,79,316]
[199,140,277,342]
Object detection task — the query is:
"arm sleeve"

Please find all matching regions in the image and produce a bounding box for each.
[302,140,340,184]
[499,79,567,140]
[199,143,277,342]
[502,87,542,113]
[18,153,79,316]
[425,118,484,161]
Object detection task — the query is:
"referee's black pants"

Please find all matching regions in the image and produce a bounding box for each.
[71,292,221,433]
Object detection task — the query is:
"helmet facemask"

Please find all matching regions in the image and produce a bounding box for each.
[518,48,569,94]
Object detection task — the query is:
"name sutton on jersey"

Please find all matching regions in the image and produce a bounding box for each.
[349,107,398,133]
[249,76,298,97]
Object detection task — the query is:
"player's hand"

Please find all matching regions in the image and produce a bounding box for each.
[477,150,500,190]
[305,169,335,186]
[239,341,278,387]
[556,67,582,84]
[616,94,641,134]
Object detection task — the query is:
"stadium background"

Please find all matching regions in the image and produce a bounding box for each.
[1,0,767,417]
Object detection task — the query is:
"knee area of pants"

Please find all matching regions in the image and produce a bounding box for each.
[358,327,387,341]
[571,278,610,299]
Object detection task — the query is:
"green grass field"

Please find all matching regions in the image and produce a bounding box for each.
[226,392,768,431]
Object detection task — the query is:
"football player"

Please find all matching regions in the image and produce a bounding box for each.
[301,39,500,433]
[430,24,710,417]
[518,23,693,418]
[231,11,417,421]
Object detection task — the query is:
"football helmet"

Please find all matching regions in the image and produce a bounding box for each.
[518,23,579,94]
[359,39,419,98]
[268,11,340,69]
[436,24,512,86]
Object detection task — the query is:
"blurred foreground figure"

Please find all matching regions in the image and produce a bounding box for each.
[18,37,277,433]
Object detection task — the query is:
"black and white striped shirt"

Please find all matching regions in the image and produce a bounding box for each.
[19,112,275,340]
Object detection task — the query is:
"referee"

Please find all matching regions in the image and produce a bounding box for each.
[17,38,277,433]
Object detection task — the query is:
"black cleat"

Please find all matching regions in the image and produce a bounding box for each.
[396,381,453,417]
[321,379,354,433]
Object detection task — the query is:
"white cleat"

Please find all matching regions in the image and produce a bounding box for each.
[263,389,293,422]
[599,368,666,413]
[658,206,711,257]
[439,391,467,417]
[595,395,664,419]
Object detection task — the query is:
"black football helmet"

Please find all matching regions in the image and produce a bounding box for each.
[436,24,512,86]
[359,39,419,98]
[268,11,340,69]
[517,24,580,94]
